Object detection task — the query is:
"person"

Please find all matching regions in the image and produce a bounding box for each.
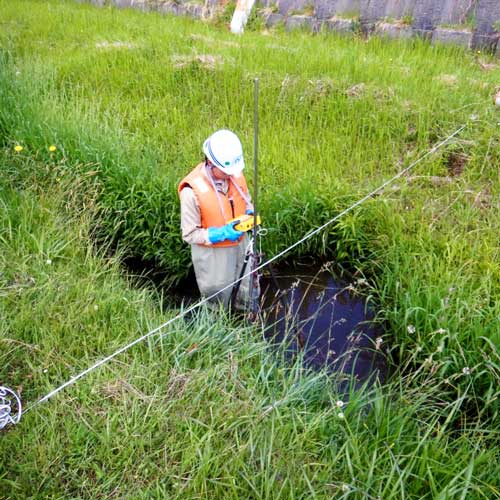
[178,129,258,310]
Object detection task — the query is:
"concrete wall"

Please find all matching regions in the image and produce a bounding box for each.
[472,0,500,51]
[277,0,480,26]
[86,0,500,54]
[268,0,499,53]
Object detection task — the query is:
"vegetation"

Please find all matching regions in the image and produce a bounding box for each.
[0,0,499,497]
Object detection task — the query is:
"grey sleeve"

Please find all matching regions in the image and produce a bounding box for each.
[180,187,210,245]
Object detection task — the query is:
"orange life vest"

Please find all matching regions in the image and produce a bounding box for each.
[178,163,249,247]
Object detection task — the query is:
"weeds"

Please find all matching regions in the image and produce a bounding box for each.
[0,0,499,497]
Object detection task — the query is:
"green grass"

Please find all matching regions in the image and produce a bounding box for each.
[1,0,499,497]
[1,161,499,498]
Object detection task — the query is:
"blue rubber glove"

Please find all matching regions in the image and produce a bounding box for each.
[207,223,243,244]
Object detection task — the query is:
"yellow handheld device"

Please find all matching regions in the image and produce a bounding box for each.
[230,214,262,232]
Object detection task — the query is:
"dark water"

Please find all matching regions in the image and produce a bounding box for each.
[260,264,387,389]
[137,256,388,389]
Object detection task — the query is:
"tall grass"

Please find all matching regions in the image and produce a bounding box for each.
[1,0,498,280]
[1,155,499,497]
[1,1,499,497]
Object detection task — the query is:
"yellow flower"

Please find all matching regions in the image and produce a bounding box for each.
[49,145,57,152]
[14,145,23,152]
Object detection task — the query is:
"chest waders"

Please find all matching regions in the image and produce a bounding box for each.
[229,234,261,314]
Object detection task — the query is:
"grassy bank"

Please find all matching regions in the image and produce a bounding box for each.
[1,0,499,497]
[1,0,499,278]
[1,153,499,498]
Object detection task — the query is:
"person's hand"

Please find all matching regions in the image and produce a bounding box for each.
[207,223,243,244]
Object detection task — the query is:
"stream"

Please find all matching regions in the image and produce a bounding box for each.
[259,263,387,390]
[156,259,388,390]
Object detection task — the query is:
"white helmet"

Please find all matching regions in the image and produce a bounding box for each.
[203,129,245,175]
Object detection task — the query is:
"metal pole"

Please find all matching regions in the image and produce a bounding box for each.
[252,78,259,313]
[253,78,258,253]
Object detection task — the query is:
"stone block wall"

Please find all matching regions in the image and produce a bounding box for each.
[267,0,500,53]
[86,0,500,54]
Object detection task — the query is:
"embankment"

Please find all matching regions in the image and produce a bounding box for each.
[87,0,500,54]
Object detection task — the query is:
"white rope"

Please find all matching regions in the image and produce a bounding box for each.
[0,386,22,429]
[23,124,466,414]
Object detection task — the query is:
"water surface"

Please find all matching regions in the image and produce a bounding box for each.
[260,264,387,389]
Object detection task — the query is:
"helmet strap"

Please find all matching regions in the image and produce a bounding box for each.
[204,164,228,222]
